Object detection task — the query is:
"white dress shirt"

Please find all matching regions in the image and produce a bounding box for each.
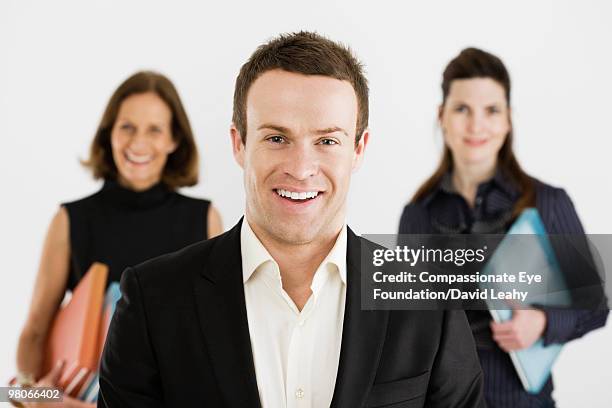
[241,220,347,408]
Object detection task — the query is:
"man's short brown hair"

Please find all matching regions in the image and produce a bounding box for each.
[83,71,199,189]
[232,31,369,146]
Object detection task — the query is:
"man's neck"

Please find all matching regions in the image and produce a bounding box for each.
[247,218,342,310]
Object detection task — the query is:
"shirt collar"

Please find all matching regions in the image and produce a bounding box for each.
[491,169,520,198]
[422,168,521,233]
[240,219,347,286]
[241,219,274,284]
[424,167,519,204]
[318,225,348,285]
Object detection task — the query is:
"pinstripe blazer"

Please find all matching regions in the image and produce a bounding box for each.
[398,172,609,407]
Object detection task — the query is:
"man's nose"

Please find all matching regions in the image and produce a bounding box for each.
[283,144,318,181]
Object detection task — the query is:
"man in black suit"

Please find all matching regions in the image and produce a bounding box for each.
[99,31,485,408]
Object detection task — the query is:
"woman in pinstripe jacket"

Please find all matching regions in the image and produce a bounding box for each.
[398,47,608,407]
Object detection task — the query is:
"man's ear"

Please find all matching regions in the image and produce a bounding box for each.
[230,124,245,169]
[352,129,369,172]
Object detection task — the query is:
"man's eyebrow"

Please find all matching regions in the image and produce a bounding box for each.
[257,124,291,134]
[314,126,349,137]
[256,124,349,137]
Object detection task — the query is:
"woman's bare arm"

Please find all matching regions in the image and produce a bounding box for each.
[207,205,224,238]
[16,206,71,379]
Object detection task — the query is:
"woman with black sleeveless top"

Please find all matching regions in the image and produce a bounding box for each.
[15,71,223,407]
[398,48,608,407]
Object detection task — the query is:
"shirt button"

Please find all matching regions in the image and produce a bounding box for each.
[475,196,483,206]
[298,320,305,326]
[295,388,305,399]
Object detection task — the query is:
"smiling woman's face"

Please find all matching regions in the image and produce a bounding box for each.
[110,92,177,191]
[440,77,510,168]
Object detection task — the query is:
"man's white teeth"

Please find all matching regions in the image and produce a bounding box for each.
[126,151,153,164]
[276,189,319,200]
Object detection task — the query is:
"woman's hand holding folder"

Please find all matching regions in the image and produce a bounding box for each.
[21,361,94,408]
[490,308,547,352]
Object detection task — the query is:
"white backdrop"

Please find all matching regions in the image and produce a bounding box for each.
[1,0,611,406]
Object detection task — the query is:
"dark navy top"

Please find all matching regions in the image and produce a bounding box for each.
[63,180,210,291]
[398,170,608,407]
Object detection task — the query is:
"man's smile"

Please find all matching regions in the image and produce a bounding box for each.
[275,188,320,200]
[271,187,325,210]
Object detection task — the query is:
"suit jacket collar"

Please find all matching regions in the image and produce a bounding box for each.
[193,218,262,408]
[194,219,389,408]
[331,227,390,408]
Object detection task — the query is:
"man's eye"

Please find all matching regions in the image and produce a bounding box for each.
[487,106,500,114]
[318,138,338,146]
[267,135,286,144]
[121,124,134,131]
[454,105,468,113]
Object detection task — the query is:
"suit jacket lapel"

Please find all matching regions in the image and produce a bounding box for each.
[193,219,262,408]
[331,228,390,408]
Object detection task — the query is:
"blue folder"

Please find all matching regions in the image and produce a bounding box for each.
[482,208,570,394]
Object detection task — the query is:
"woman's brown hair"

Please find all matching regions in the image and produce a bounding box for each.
[83,71,198,189]
[412,47,535,218]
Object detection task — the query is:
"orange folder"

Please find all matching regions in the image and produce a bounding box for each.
[42,262,108,395]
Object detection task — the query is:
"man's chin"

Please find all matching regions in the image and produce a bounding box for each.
[272,227,319,246]
[261,219,325,245]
